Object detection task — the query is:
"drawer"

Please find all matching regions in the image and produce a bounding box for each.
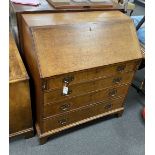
[44,72,133,104]
[43,97,124,132]
[43,84,129,118]
[44,61,138,90]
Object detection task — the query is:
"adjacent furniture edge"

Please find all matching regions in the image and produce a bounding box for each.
[9,127,34,139]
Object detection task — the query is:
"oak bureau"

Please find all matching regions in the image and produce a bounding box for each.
[9,32,34,138]
[20,11,142,144]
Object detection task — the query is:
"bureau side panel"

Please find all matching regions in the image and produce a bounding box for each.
[21,17,43,130]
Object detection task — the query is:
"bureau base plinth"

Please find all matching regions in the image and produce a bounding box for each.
[36,108,124,145]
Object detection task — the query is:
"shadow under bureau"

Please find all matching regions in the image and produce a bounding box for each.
[20,11,142,144]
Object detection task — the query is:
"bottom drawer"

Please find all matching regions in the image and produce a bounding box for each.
[43,97,125,132]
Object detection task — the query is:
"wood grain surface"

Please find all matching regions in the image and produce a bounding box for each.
[21,11,128,27]
[9,0,124,50]
[22,11,142,78]
[47,0,113,9]
[10,0,122,12]
[20,11,142,143]
[9,33,28,83]
[45,61,137,90]
[9,33,34,138]
[43,97,124,132]
[43,84,129,118]
[9,81,33,136]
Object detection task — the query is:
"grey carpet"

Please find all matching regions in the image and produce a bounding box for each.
[9,86,145,155]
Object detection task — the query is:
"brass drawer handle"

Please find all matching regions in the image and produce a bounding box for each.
[104,103,113,110]
[113,77,122,84]
[63,76,74,84]
[58,118,68,125]
[59,103,70,111]
[116,65,126,72]
[108,89,117,97]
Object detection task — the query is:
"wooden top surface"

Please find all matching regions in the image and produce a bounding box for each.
[10,0,123,13]
[9,33,28,83]
[22,11,142,78]
[22,11,127,27]
[47,0,114,9]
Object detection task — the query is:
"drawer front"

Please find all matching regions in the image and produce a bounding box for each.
[43,84,129,118]
[45,61,138,90]
[43,97,124,132]
[44,72,133,104]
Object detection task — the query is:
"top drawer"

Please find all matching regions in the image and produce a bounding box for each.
[44,61,139,91]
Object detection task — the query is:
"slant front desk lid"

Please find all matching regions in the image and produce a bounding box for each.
[21,11,142,78]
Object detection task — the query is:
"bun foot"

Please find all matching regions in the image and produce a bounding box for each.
[117,110,124,118]
[39,137,48,145]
